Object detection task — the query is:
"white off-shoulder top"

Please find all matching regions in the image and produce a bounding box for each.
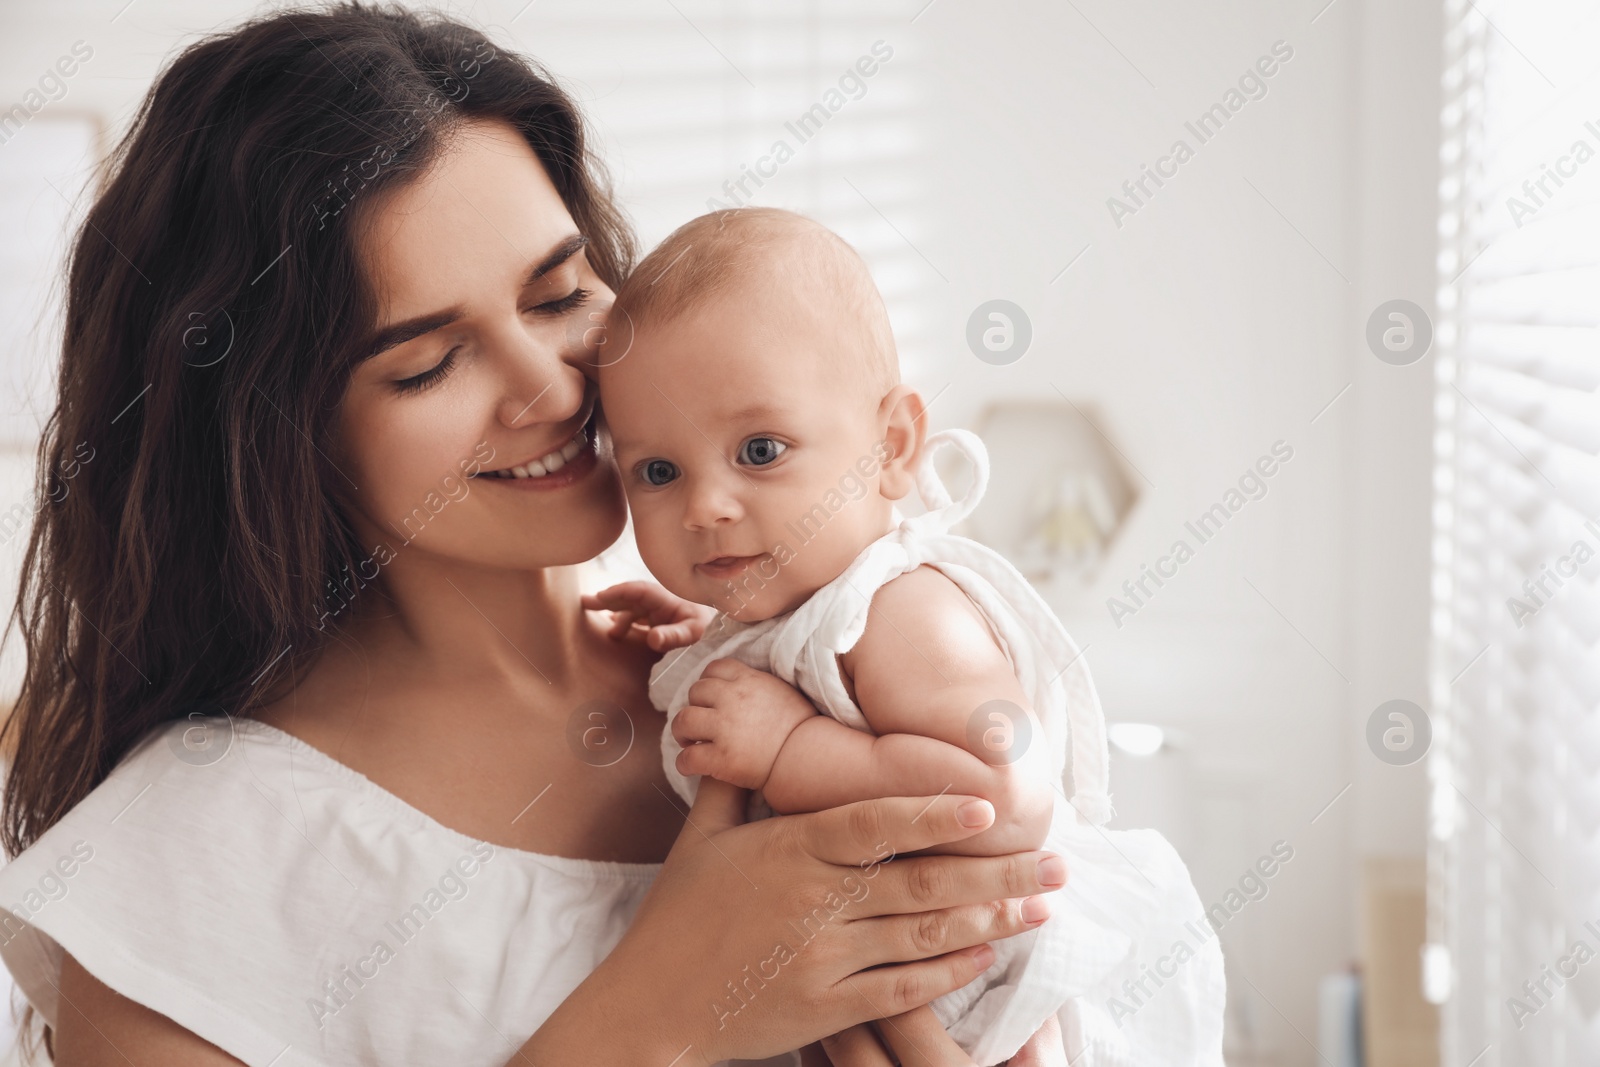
[0,715,715,1067]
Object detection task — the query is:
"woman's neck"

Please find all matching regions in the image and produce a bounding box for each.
[348,552,591,692]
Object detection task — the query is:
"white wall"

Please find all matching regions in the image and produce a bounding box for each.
[0,2,1444,1063]
[902,1,1437,1061]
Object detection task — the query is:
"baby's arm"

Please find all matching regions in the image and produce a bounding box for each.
[767,566,1055,857]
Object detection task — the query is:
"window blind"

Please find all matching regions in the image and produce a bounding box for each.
[511,0,930,370]
[1430,1,1600,1064]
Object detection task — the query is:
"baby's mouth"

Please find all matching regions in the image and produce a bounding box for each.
[696,554,765,580]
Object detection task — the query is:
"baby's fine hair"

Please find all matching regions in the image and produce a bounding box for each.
[610,207,899,393]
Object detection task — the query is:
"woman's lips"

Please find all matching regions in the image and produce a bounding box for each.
[695,554,765,580]
[473,436,599,492]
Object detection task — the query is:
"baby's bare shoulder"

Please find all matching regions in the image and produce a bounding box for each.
[845,565,1007,676]
[871,563,977,619]
[844,565,1029,738]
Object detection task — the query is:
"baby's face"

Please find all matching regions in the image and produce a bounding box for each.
[600,292,896,621]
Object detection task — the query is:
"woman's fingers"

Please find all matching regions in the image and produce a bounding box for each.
[872,1005,976,1067]
[846,895,1051,974]
[793,794,999,867]
[819,1024,893,1066]
[840,944,996,1023]
[681,775,749,835]
[863,849,1068,918]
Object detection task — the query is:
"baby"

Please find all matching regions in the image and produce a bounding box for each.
[588,208,1225,1066]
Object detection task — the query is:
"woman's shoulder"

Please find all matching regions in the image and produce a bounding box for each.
[0,715,661,1067]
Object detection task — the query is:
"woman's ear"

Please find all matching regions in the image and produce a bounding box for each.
[876,385,927,502]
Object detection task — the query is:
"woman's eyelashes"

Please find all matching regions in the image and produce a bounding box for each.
[390,289,593,396]
[393,347,458,396]
[527,287,591,316]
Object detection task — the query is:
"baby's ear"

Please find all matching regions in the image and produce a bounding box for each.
[875,385,927,502]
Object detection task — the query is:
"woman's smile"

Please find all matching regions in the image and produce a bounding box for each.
[473,412,601,490]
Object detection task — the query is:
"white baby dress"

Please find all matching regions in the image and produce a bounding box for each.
[651,429,1227,1066]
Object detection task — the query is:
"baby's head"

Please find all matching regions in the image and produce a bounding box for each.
[600,208,926,621]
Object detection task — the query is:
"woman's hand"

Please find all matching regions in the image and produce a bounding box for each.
[523,779,1068,1065]
[820,1005,1067,1066]
[821,1006,976,1066]
[582,580,716,650]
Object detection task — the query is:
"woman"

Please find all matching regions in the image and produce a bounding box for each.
[0,5,1071,1065]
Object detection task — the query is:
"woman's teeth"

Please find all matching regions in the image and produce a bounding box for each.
[485,428,588,479]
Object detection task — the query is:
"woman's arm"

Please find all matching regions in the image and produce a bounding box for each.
[52,783,1064,1065]
[54,958,1069,1067]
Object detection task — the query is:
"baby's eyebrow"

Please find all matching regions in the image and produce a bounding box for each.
[725,402,783,422]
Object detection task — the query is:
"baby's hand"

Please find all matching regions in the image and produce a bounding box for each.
[672,659,818,790]
[582,581,716,651]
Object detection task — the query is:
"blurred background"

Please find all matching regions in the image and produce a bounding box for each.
[1,0,1596,1064]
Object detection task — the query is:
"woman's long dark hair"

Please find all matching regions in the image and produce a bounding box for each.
[2,3,633,866]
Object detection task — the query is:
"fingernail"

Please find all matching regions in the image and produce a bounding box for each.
[1037,854,1067,888]
[1021,895,1051,924]
[969,944,996,969]
[957,799,994,828]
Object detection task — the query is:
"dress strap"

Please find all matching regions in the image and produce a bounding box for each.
[909,428,989,534]
[904,429,1113,826]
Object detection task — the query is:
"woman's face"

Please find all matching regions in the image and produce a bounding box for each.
[337,118,626,571]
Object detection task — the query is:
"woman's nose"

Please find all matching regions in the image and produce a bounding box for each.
[493,319,588,430]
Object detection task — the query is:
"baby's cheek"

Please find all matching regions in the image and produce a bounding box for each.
[635,519,697,599]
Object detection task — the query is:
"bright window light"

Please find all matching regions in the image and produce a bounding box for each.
[1107,722,1165,757]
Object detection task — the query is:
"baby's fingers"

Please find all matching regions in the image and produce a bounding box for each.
[647,619,700,650]
[580,589,630,612]
[581,581,661,612]
[671,705,719,746]
[675,740,724,779]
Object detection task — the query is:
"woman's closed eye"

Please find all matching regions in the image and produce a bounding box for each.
[392,348,458,396]
[389,287,593,396]
[526,287,591,316]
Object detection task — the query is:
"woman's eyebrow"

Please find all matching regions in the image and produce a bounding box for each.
[524,233,589,284]
[363,308,465,361]
[361,234,590,362]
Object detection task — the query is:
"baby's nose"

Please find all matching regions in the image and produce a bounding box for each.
[682,477,744,529]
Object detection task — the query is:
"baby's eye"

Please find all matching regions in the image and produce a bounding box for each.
[640,459,679,486]
[738,437,787,467]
